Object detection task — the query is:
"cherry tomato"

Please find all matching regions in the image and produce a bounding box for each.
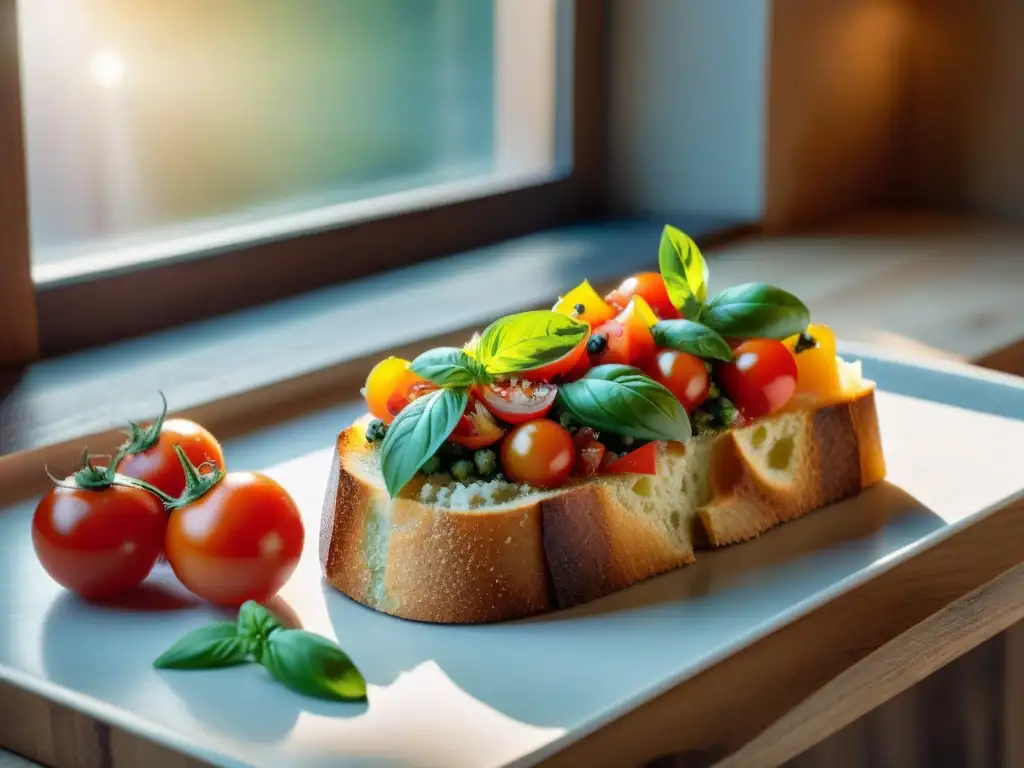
[450,397,505,449]
[604,441,659,475]
[165,472,304,606]
[32,483,167,599]
[573,428,606,477]
[500,420,576,488]
[592,299,657,367]
[560,345,594,382]
[478,379,557,424]
[118,418,225,499]
[644,349,710,413]
[716,338,798,419]
[552,280,617,328]
[363,357,429,425]
[606,273,682,320]
[783,323,843,402]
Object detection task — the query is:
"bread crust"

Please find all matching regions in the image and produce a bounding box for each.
[320,388,885,623]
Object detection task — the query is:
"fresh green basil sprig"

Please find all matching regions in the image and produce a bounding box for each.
[657,225,810,344]
[557,365,692,443]
[383,311,588,496]
[154,601,367,703]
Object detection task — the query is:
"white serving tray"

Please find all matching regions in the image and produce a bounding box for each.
[1,348,1023,768]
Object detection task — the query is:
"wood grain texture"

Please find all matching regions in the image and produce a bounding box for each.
[764,0,911,233]
[717,564,1024,768]
[0,0,38,366]
[902,0,1024,219]
[0,680,210,768]
[537,497,1024,768]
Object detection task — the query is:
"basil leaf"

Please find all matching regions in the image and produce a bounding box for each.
[652,320,733,362]
[235,600,285,660]
[476,311,588,376]
[701,283,810,340]
[380,387,467,497]
[261,629,367,702]
[557,365,692,442]
[658,225,709,317]
[153,622,250,670]
[410,347,485,387]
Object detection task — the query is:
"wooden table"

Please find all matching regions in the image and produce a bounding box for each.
[2,212,1023,768]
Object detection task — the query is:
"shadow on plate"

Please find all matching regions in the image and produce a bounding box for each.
[321,480,945,727]
[157,665,368,744]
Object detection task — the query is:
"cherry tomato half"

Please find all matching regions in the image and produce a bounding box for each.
[165,472,304,607]
[604,441,660,475]
[32,483,168,600]
[716,338,798,419]
[450,397,505,449]
[478,379,558,424]
[605,272,682,320]
[363,357,429,425]
[644,349,710,413]
[592,299,657,367]
[500,420,576,488]
[118,418,226,500]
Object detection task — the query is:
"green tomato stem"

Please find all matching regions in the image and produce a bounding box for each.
[121,391,169,456]
[166,443,224,510]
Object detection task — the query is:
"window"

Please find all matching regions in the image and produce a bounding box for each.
[0,0,603,362]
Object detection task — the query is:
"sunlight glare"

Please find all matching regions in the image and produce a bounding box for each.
[89,50,125,89]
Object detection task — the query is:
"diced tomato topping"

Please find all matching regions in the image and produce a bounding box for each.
[605,272,682,320]
[386,380,438,420]
[573,427,607,477]
[449,397,505,449]
[592,299,657,367]
[604,441,659,475]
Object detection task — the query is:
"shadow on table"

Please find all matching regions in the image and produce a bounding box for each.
[322,481,945,728]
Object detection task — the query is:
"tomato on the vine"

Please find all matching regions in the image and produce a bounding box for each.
[500,420,576,488]
[478,379,557,424]
[116,394,225,499]
[449,397,505,449]
[644,349,710,413]
[716,338,798,419]
[163,448,304,607]
[32,456,168,600]
[604,442,659,475]
[591,299,657,367]
[363,357,430,425]
[605,272,681,320]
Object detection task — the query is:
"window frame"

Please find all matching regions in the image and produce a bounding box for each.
[1,0,606,361]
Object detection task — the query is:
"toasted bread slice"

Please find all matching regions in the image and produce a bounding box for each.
[320,383,885,624]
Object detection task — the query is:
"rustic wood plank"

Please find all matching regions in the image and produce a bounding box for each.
[716,564,1024,768]
[537,498,1024,768]
[0,0,37,366]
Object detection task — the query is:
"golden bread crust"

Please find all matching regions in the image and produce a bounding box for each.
[320,388,885,623]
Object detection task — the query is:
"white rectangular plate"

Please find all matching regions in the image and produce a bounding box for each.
[1,349,1023,768]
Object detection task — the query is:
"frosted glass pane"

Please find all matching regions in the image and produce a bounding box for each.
[18,0,559,281]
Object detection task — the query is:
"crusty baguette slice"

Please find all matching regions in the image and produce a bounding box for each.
[320,388,885,624]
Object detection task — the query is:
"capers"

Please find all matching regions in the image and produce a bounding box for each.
[586,333,608,355]
[420,454,443,476]
[451,459,474,483]
[365,419,388,442]
[793,332,818,354]
[573,303,586,317]
[473,449,497,477]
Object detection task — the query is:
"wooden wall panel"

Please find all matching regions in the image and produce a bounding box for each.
[0,0,36,366]
[903,0,1024,220]
[764,0,912,233]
